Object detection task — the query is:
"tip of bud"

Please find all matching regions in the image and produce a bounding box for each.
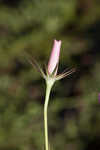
[54,39,61,44]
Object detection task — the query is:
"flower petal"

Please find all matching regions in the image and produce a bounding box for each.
[48,40,61,75]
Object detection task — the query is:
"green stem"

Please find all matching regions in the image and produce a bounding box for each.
[44,79,54,150]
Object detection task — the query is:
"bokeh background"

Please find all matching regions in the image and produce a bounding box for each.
[0,0,100,150]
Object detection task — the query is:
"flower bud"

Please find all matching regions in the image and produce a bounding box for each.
[48,40,61,75]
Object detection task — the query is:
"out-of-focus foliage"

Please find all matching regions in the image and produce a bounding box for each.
[0,0,100,150]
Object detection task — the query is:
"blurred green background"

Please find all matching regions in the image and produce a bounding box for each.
[0,0,100,150]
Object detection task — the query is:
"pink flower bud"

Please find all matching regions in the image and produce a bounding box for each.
[48,40,61,75]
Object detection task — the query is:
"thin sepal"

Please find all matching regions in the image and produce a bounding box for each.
[51,63,58,76]
[55,68,76,80]
[27,58,46,79]
[46,63,58,77]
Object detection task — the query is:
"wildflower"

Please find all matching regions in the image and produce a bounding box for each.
[28,39,75,150]
[28,39,75,81]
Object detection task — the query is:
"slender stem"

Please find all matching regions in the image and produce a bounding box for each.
[44,80,54,150]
